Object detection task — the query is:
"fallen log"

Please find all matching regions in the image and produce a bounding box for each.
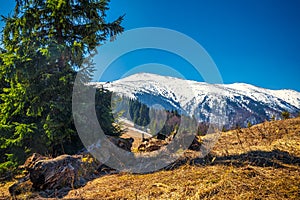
[29,154,84,190]
[9,153,101,198]
[9,136,135,197]
[9,136,134,195]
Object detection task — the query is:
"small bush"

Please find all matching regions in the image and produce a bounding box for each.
[281,111,290,120]
[247,122,252,128]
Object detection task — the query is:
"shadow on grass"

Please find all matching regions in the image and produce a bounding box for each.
[166,149,300,170]
[10,149,300,199]
[210,149,300,168]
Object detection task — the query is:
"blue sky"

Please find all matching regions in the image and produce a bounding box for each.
[1,0,300,91]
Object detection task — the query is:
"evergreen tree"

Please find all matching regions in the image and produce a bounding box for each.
[0,0,123,171]
[271,115,276,121]
[247,121,252,128]
[95,88,122,137]
[281,111,290,120]
[0,48,8,98]
[221,126,227,132]
[129,100,150,127]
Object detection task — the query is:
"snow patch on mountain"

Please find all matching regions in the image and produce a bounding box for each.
[91,73,300,127]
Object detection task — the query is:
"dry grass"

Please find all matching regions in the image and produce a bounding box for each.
[213,118,300,157]
[2,117,300,199]
[64,117,300,199]
[64,164,299,199]
[0,181,13,200]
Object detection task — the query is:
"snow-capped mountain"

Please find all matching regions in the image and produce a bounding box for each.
[92,73,300,128]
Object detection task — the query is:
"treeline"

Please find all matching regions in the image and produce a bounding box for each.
[129,99,150,127]
[0,0,123,177]
[114,96,210,138]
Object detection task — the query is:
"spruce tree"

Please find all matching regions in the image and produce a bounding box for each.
[0,0,123,170]
[247,121,252,128]
[271,115,276,121]
[281,111,290,120]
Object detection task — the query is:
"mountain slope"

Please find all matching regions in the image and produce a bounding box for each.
[92,73,300,127]
[64,117,300,200]
[3,118,300,199]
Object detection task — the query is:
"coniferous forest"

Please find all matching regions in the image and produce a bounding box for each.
[0,0,123,177]
[114,96,209,138]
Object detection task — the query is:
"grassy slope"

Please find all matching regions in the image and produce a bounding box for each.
[65,118,300,200]
[1,118,300,199]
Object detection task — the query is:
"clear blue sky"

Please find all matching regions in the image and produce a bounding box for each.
[1,0,300,91]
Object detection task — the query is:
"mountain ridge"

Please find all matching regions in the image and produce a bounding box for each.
[91,73,300,128]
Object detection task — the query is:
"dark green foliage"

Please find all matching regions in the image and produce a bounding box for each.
[95,88,123,137]
[281,111,290,120]
[271,115,276,121]
[247,121,252,128]
[129,99,150,127]
[0,48,8,98]
[114,96,209,138]
[221,126,227,132]
[148,108,167,135]
[0,0,123,175]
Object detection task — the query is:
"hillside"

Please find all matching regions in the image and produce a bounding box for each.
[92,73,300,128]
[1,117,299,199]
[63,117,299,199]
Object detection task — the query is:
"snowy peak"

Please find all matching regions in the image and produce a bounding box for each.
[93,73,300,127]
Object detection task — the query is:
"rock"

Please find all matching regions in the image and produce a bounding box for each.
[29,155,84,190]
[138,138,168,152]
[188,136,202,151]
[137,135,202,152]
[107,136,134,152]
[157,133,167,140]
[20,153,47,171]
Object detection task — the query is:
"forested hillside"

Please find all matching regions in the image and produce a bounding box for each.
[113,95,210,138]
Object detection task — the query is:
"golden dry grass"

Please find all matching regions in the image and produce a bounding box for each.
[64,164,299,200]
[0,181,13,199]
[64,117,300,199]
[213,118,300,157]
[2,117,300,199]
